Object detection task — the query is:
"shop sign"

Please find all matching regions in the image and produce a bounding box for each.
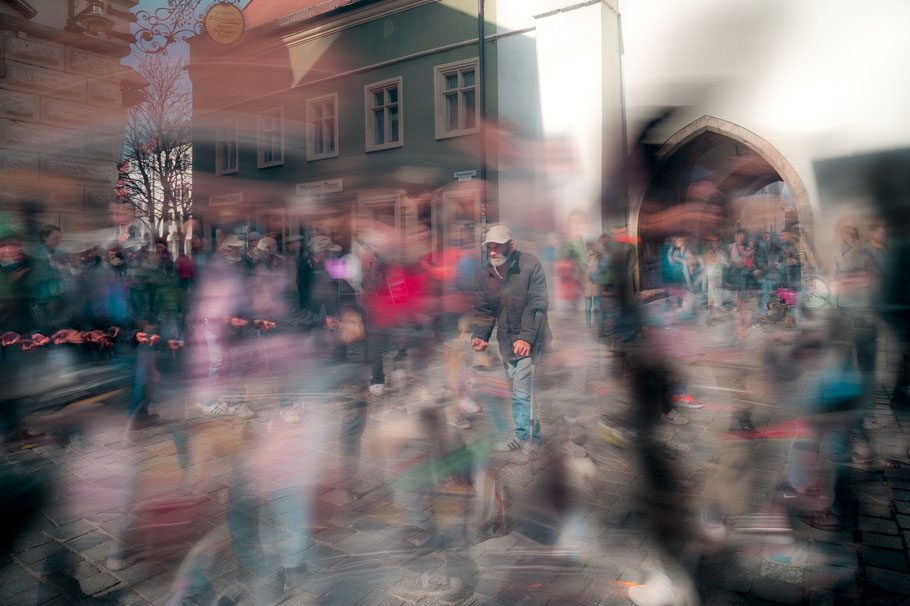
[204,2,245,46]
[209,192,244,207]
[296,178,344,195]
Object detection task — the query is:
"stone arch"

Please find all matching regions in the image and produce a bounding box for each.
[630,115,816,290]
[657,116,812,230]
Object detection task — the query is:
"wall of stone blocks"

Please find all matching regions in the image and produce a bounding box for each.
[0,26,129,232]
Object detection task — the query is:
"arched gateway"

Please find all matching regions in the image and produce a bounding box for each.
[630,116,816,291]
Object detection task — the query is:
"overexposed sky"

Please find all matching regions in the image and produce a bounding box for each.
[619,0,910,155]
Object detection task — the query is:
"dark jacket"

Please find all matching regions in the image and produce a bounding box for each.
[471,249,550,362]
[0,255,37,334]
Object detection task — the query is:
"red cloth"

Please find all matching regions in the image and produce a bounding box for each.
[176,255,194,280]
[364,263,431,327]
[556,259,581,300]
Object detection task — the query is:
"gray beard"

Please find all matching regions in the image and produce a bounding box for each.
[490,256,507,267]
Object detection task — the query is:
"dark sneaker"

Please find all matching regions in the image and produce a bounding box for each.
[799,509,841,531]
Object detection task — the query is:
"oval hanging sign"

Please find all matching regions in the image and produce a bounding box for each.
[204,2,245,45]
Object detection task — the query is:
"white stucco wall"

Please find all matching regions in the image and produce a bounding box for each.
[496,0,623,242]
[620,0,910,220]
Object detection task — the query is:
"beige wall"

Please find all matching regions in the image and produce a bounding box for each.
[0,1,137,233]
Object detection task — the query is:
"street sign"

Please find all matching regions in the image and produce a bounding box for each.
[454,170,477,181]
[296,178,344,195]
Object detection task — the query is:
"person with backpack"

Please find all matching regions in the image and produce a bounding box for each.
[470,224,550,464]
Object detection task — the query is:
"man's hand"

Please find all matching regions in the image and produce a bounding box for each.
[513,339,531,357]
[325,316,340,330]
[471,337,488,352]
[27,333,50,349]
[253,320,276,330]
[230,317,249,328]
[52,329,83,344]
[1,332,20,347]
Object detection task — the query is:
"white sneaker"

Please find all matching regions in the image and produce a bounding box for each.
[660,409,688,425]
[278,408,301,424]
[391,369,407,390]
[628,571,699,606]
[369,383,385,396]
[459,396,481,413]
[447,412,471,430]
[495,436,522,452]
[561,441,588,458]
[226,402,255,418]
[195,401,229,416]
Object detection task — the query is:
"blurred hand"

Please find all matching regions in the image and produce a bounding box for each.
[513,339,531,357]
[471,338,488,352]
[108,326,121,339]
[639,202,723,234]
[84,330,108,344]
[230,317,249,328]
[30,333,50,348]
[136,332,151,344]
[167,339,184,351]
[52,329,83,344]
[325,316,340,330]
[1,332,20,347]
[254,320,276,330]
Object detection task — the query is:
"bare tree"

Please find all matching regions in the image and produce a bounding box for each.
[120,54,192,238]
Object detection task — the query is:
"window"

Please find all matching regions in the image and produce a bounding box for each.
[434,58,479,139]
[365,77,402,151]
[257,107,284,168]
[306,94,339,161]
[215,119,238,175]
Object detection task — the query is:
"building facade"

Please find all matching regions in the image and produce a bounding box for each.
[188,0,623,259]
[0,0,145,240]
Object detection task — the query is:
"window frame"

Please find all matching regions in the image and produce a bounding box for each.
[364,76,403,152]
[306,93,339,161]
[215,118,239,176]
[434,58,480,140]
[257,106,285,169]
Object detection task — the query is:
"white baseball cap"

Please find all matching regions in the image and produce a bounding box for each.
[482,224,512,245]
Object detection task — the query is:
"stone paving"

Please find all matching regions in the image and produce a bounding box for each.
[2,312,910,605]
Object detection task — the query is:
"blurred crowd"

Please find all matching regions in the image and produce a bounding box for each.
[0,143,908,605]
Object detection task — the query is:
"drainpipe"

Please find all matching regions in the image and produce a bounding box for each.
[478,0,487,244]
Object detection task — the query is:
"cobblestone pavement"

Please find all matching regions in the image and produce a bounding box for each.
[2,312,910,605]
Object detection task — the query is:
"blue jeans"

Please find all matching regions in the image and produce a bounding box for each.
[128,346,155,419]
[506,356,540,442]
[584,296,601,328]
[227,483,310,573]
[759,277,777,316]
